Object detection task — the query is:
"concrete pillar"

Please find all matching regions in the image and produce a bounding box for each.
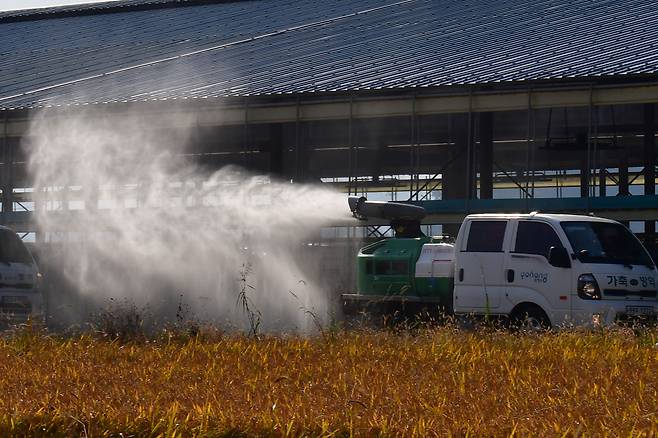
[478,112,493,199]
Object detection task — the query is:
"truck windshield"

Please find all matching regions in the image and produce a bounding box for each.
[561,221,654,267]
[0,229,33,265]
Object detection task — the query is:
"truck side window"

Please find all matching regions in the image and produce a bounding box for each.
[465,221,507,252]
[515,221,562,258]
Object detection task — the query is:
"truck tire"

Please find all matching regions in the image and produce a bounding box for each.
[509,304,551,332]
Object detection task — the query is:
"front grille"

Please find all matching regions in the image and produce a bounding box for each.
[603,289,657,298]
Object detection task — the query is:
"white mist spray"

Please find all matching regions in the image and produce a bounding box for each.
[25,107,350,332]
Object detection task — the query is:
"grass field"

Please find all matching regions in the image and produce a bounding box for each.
[0,325,656,437]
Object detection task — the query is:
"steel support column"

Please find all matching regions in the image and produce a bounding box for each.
[578,133,589,199]
[0,113,11,223]
[644,103,656,243]
[293,99,301,182]
[442,113,469,237]
[347,96,355,195]
[409,95,418,200]
[266,123,284,177]
[599,167,607,197]
[478,112,493,199]
[619,144,629,197]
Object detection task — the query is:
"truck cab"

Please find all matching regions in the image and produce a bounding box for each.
[454,213,657,327]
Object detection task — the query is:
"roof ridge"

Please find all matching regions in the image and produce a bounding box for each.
[0,0,247,23]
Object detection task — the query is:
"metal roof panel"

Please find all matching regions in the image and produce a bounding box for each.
[1,0,658,109]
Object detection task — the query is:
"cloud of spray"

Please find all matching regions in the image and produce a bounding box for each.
[26,107,349,333]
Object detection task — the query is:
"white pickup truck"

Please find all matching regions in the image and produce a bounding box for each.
[342,197,658,328]
[452,213,656,328]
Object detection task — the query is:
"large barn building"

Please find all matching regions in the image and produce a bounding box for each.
[1,0,657,254]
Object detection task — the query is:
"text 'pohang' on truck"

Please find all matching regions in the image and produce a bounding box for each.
[341,196,658,328]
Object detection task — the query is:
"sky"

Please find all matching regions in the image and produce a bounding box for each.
[0,0,120,11]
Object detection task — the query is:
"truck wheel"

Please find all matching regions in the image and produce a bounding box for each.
[509,305,551,332]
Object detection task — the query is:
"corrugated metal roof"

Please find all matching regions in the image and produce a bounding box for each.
[1,0,658,109]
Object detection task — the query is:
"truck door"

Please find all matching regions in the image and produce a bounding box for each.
[505,220,572,324]
[454,220,509,311]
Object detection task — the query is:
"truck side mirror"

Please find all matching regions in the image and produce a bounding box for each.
[548,246,571,268]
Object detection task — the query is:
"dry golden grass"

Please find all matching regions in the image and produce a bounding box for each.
[0,326,656,437]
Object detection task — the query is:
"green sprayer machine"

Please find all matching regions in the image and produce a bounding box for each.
[341,196,455,317]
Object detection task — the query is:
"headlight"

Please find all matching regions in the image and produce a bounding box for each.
[578,274,601,300]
